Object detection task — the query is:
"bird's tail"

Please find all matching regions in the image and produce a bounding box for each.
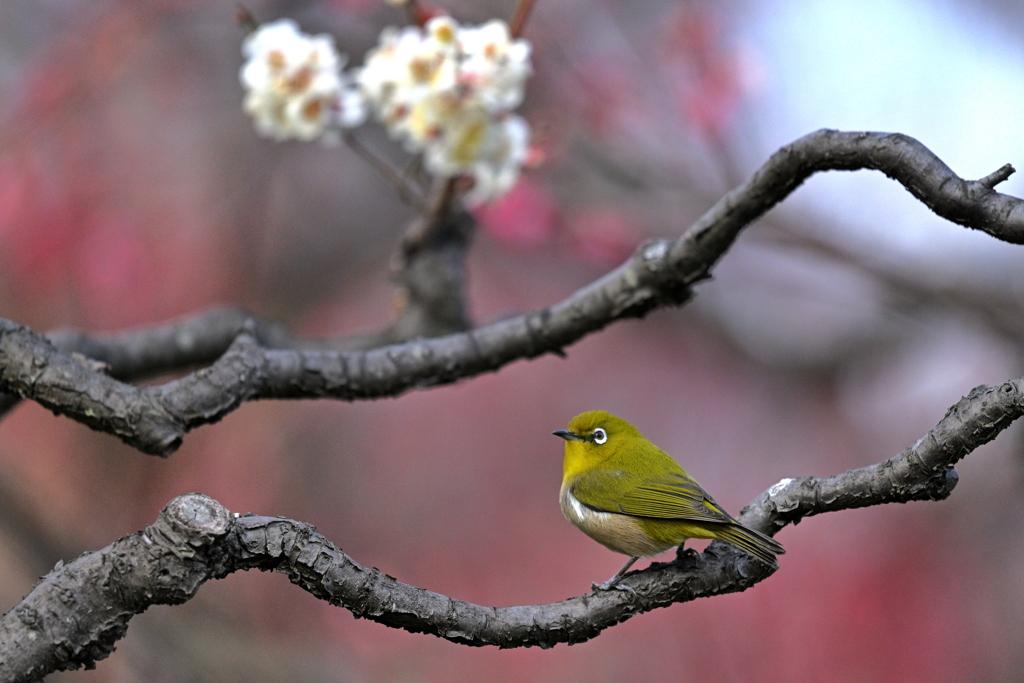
[716,523,785,567]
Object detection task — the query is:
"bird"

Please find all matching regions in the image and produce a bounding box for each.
[554,410,784,590]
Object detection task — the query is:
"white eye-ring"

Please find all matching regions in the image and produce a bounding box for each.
[592,428,608,444]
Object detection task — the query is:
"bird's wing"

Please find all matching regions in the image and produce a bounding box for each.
[572,470,735,523]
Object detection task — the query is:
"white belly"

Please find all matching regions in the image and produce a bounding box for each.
[560,485,670,557]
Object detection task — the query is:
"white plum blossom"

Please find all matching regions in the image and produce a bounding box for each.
[241,15,533,204]
[427,113,530,205]
[240,19,366,142]
[356,19,461,146]
[356,16,532,204]
[456,20,532,112]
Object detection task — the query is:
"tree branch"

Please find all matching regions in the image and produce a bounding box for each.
[509,0,538,38]
[342,132,427,210]
[0,130,1021,456]
[2,374,1018,680]
[0,493,234,683]
[977,163,1015,190]
[44,308,294,379]
[376,176,476,343]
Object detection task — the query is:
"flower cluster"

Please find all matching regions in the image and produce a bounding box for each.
[240,20,365,143]
[240,16,533,205]
[357,16,532,204]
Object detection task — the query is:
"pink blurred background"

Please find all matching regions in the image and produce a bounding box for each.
[2,0,1024,681]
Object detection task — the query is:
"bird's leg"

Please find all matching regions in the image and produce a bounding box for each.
[593,556,639,592]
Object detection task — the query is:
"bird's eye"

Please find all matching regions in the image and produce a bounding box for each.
[592,428,607,444]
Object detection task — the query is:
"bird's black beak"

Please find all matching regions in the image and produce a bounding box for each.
[553,430,584,441]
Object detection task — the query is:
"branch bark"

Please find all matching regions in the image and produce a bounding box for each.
[2,374,1018,681]
[0,130,1020,456]
[358,177,476,345]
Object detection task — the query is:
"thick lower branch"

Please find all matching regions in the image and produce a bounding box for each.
[0,494,232,683]
[0,130,1021,455]
[2,374,1020,680]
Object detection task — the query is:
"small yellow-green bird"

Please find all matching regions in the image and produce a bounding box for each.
[555,410,784,589]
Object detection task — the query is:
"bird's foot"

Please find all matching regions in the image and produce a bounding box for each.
[592,556,640,594]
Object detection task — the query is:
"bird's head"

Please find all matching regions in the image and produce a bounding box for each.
[554,410,641,480]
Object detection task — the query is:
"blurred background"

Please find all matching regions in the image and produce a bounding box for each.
[1,0,1023,680]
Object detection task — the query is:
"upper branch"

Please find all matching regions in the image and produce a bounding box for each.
[3,375,1020,681]
[1,130,1021,455]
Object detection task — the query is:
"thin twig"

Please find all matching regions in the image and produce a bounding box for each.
[396,176,462,256]
[404,153,424,188]
[234,4,258,34]
[510,0,538,38]
[343,132,427,211]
